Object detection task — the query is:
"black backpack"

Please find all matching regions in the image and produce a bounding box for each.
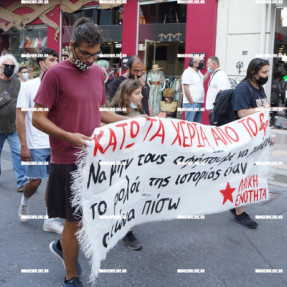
[209,81,253,126]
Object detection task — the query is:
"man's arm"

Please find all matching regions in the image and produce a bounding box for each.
[32,103,91,148]
[101,110,129,124]
[183,84,194,104]
[16,108,31,161]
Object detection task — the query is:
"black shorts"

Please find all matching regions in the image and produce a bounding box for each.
[47,164,82,222]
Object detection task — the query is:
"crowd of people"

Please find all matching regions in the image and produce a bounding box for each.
[0,16,274,287]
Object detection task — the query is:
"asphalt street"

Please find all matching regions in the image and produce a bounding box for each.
[0,141,286,287]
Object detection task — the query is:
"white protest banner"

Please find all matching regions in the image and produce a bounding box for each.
[71,111,270,284]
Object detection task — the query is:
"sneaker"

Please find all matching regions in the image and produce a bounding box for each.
[17,186,24,193]
[63,277,83,287]
[18,204,29,222]
[121,231,142,250]
[49,240,82,275]
[43,218,64,234]
[233,212,258,229]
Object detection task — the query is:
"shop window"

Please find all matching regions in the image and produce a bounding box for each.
[139,1,186,24]
[138,1,186,118]
[138,1,186,76]
[0,25,47,78]
[62,7,123,59]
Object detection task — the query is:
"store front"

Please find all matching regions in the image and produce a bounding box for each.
[0,0,218,122]
[0,24,48,77]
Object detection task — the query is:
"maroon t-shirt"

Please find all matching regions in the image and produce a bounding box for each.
[34,60,106,164]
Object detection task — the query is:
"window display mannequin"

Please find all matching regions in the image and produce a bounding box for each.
[147,64,166,115]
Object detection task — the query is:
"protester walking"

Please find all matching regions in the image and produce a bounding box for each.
[0,54,28,192]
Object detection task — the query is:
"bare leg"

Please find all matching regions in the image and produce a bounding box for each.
[235,206,244,215]
[61,220,80,280]
[45,181,48,206]
[23,179,42,198]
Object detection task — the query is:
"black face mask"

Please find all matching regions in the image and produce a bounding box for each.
[197,62,204,70]
[256,76,268,86]
[3,67,14,78]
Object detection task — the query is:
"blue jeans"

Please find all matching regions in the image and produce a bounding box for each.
[26,148,50,180]
[0,131,28,188]
[183,102,203,123]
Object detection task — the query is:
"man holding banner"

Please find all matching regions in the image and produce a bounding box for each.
[32,17,128,287]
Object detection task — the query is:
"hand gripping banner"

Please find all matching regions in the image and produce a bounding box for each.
[71,111,270,284]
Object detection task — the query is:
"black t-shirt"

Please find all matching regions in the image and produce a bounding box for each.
[233,80,267,113]
[109,75,150,116]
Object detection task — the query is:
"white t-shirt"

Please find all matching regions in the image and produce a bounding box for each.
[182,67,204,104]
[16,77,49,149]
[206,69,231,110]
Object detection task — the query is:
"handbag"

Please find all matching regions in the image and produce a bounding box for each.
[0,79,13,108]
[160,101,177,112]
[0,90,12,108]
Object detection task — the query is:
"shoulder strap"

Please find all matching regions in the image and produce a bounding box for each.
[7,77,16,94]
[208,69,221,87]
[245,80,254,102]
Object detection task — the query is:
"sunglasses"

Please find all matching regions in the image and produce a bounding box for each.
[3,64,15,69]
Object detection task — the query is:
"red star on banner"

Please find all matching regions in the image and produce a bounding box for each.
[220,182,236,205]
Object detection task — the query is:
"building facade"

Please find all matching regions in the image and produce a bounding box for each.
[216,0,287,129]
[1,0,286,127]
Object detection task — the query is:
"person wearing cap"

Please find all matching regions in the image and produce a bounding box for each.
[181,56,210,123]
[147,64,166,115]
